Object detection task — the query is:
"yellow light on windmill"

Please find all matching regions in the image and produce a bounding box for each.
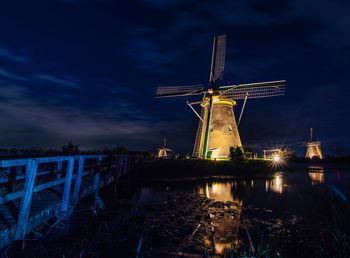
[212,96,220,102]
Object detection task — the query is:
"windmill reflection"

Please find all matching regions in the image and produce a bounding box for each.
[198,181,242,204]
[308,166,324,185]
[265,174,283,194]
[196,181,243,255]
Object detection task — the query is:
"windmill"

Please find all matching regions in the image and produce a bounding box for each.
[155,35,286,159]
[157,137,172,159]
[305,128,323,159]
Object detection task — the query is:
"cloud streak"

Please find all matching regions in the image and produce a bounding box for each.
[0,67,28,81]
[0,47,31,63]
[33,74,80,89]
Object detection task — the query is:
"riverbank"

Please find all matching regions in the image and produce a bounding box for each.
[134,159,287,180]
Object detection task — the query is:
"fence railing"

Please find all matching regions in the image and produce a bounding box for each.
[0,153,135,249]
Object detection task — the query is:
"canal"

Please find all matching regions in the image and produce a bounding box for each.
[7,164,350,257]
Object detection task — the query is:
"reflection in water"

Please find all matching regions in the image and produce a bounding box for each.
[308,166,324,185]
[198,182,242,203]
[215,242,232,255]
[133,168,350,256]
[265,174,283,194]
[196,182,242,255]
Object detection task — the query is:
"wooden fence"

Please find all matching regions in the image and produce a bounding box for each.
[0,154,136,249]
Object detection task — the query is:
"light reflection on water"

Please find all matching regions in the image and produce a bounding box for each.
[196,181,242,255]
[214,242,233,255]
[195,175,291,254]
[197,182,242,204]
[265,174,284,194]
[308,166,325,185]
[135,165,350,256]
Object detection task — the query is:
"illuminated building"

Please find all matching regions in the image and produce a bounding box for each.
[263,149,283,160]
[156,138,172,158]
[195,97,241,159]
[305,128,323,159]
[156,35,286,159]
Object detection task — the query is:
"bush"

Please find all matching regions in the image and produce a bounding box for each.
[229,146,245,161]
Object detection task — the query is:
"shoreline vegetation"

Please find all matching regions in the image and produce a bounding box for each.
[134,159,287,179]
[1,143,350,165]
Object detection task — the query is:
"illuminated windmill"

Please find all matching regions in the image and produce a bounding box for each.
[305,128,323,159]
[155,35,286,159]
[157,138,172,158]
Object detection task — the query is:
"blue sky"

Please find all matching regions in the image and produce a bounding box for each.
[0,0,349,155]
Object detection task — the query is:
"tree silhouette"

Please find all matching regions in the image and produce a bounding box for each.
[229,146,245,160]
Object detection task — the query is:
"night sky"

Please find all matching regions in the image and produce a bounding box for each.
[0,0,349,156]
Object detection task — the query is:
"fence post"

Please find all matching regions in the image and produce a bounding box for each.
[123,155,129,174]
[61,157,74,212]
[121,155,128,175]
[112,155,118,197]
[15,159,38,240]
[93,156,102,197]
[116,155,121,179]
[72,156,85,204]
[107,154,113,184]
[57,160,63,179]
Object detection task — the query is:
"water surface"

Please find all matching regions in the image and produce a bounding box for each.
[133,164,350,256]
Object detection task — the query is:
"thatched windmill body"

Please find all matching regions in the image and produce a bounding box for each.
[157,138,172,158]
[305,128,323,159]
[156,35,286,159]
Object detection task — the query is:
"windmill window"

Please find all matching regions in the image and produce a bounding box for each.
[228,125,232,131]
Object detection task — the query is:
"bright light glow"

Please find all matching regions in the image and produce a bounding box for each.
[208,88,214,94]
[273,155,281,162]
[267,152,287,169]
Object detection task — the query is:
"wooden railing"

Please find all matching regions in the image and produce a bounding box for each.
[0,154,135,249]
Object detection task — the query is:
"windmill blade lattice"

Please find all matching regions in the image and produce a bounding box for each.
[155,85,204,98]
[211,35,227,82]
[220,80,286,100]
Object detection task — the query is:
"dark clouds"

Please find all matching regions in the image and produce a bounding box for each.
[0,0,349,155]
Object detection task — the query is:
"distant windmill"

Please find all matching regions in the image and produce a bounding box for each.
[155,35,286,159]
[157,137,172,158]
[305,128,323,159]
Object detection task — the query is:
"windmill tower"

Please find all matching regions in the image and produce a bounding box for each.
[156,35,286,159]
[305,128,323,159]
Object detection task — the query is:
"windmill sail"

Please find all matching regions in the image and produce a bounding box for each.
[156,85,204,98]
[220,80,286,100]
[210,35,227,84]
